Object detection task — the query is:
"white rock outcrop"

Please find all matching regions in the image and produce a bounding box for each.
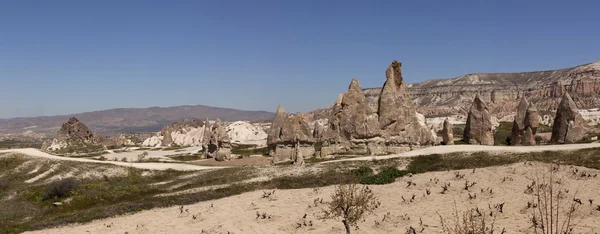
[168,128,205,147]
[226,121,268,146]
[142,136,163,147]
[141,120,269,148]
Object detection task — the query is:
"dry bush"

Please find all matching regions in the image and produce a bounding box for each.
[438,206,496,234]
[530,165,580,234]
[137,151,149,162]
[321,183,379,234]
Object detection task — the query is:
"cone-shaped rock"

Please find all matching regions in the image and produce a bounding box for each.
[463,94,495,145]
[378,60,415,129]
[267,105,287,145]
[511,97,540,145]
[326,78,380,141]
[441,118,454,145]
[550,93,587,143]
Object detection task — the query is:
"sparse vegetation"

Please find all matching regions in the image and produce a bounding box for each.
[530,165,580,234]
[321,184,380,234]
[0,139,43,149]
[3,147,600,233]
[231,145,268,157]
[360,167,411,185]
[494,122,513,146]
[438,207,497,234]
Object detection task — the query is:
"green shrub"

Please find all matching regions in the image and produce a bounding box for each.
[350,167,373,177]
[43,178,79,201]
[493,122,513,145]
[360,167,410,185]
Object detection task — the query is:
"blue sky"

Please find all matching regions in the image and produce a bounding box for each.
[1,0,599,119]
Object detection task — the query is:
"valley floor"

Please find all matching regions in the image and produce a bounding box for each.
[26,162,600,234]
[4,143,600,233]
[0,148,225,171]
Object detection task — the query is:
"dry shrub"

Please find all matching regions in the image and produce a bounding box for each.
[321,183,379,234]
[530,165,580,234]
[137,151,149,162]
[438,206,496,234]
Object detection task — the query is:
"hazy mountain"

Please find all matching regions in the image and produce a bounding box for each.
[0,105,274,136]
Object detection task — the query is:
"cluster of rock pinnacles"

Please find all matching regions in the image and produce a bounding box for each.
[444,92,586,145]
[269,60,589,164]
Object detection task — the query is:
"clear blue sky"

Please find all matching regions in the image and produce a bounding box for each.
[1,0,599,119]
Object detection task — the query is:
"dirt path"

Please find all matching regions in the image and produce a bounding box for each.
[324,142,600,163]
[0,148,226,171]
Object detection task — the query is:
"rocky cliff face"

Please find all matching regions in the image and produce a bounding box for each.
[354,61,600,118]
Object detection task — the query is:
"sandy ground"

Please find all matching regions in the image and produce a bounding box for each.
[27,162,600,234]
[102,146,203,162]
[192,155,271,167]
[325,143,600,163]
[0,148,224,171]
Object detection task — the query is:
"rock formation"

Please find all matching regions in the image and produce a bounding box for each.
[510,97,540,145]
[324,61,435,152]
[161,119,205,147]
[267,105,315,163]
[226,121,268,146]
[142,135,163,147]
[379,61,415,129]
[294,141,304,166]
[441,118,454,145]
[43,117,104,154]
[463,94,495,145]
[550,93,588,143]
[306,60,600,121]
[267,60,435,160]
[207,118,232,161]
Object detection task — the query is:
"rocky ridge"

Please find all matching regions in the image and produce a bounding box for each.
[308,60,600,121]
[409,60,600,118]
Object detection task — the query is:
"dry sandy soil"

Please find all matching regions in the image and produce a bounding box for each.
[26,162,600,234]
[192,155,271,167]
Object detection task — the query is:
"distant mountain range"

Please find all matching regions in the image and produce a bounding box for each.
[0,105,274,136]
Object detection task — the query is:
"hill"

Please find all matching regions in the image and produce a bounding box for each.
[0,105,274,136]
